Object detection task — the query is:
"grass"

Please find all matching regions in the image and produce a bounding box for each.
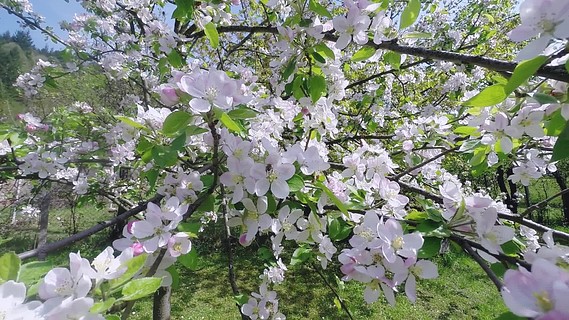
[0,201,529,320]
[126,225,508,320]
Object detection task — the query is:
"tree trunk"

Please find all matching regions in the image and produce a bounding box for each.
[153,286,171,320]
[110,167,130,240]
[551,171,569,223]
[110,204,126,240]
[496,166,517,213]
[37,189,51,261]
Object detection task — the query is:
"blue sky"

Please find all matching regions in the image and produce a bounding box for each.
[0,0,86,49]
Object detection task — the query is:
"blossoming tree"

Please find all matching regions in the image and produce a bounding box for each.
[1,0,569,319]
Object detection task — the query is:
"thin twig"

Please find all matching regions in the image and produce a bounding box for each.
[392,146,458,181]
[520,187,569,218]
[312,263,354,320]
[457,239,503,291]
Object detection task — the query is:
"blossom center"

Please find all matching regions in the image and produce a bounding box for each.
[392,236,404,250]
[533,291,553,312]
[539,19,555,33]
[205,87,218,102]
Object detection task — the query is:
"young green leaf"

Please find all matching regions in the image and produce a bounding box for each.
[504,55,547,94]
[219,112,243,133]
[0,252,20,282]
[463,84,507,107]
[400,0,421,30]
[309,74,327,103]
[121,277,162,301]
[204,22,219,48]
[552,121,569,161]
[309,0,332,18]
[351,46,376,62]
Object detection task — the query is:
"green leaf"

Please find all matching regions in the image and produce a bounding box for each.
[490,262,506,278]
[566,59,569,73]
[219,112,243,133]
[145,169,159,189]
[257,247,274,261]
[311,51,326,64]
[162,110,192,137]
[227,107,258,119]
[282,59,296,81]
[109,254,148,289]
[552,121,569,161]
[171,132,187,151]
[152,146,178,167]
[406,209,428,221]
[179,248,199,270]
[121,277,162,301]
[351,46,376,62]
[384,51,401,70]
[18,261,52,285]
[463,84,507,108]
[309,74,327,103]
[0,252,20,282]
[309,0,332,18]
[174,0,195,20]
[166,265,180,290]
[329,218,352,241]
[290,247,312,266]
[399,0,421,30]
[417,220,451,238]
[167,50,184,68]
[545,110,566,136]
[292,74,307,100]
[116,116,144,129]
[186,125,208,136]
[469,146,487,166]
[91,298,116,313]
[532,92,558,104]
[315,181,348,214]
[178,222,201,238]
[106,316,121,320]
[453,126,479,136]
[418,237,441,258]
[459,139,480,152]
[504,55,547,94]
[234,294,249,306]
[204,22,219,48]
[501,240,522,256]
[287,174,305,192]
[314,43,335,60]
[136,137,153,153]
[402,32,432,39]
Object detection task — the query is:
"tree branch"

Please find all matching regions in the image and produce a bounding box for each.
[18,195,164,260]
[187,25,569,82]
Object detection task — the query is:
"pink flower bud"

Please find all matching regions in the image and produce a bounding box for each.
[127,221,136,234]
[131,242,144,256]
[158,84,179,106]
[239,233,251,246]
